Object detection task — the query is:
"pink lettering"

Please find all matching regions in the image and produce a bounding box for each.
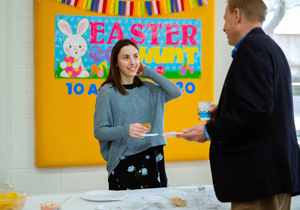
[165,24,179,45]
[107,23,125,44]
[89,22,105,44]
[147,23,163,45]
[181,25,198,45]
[130,23,146,45]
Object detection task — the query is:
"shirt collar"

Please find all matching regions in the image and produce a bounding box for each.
[231,27,261,59]
[231,35,246,59]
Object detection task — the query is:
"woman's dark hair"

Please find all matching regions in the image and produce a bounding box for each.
[99,39,143,95]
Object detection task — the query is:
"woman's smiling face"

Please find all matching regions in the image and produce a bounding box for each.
[117,44,140,84]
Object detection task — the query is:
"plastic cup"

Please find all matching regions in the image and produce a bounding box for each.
[198,102,212,121]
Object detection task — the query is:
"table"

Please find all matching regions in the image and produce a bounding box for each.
[23,185,231,210]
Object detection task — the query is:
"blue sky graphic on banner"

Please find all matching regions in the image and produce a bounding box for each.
[55,15,202,79]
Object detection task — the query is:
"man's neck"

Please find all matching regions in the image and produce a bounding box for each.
[240,22,262,38]
[235,22,262,46]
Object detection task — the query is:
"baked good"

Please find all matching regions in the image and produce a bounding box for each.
[170,197,186,207]
[142,123,151,132]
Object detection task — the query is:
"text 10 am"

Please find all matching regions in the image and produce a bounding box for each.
[66,81,196,95]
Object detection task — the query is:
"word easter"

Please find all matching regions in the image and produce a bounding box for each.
[88,23,199,64]
[66,81,196,95]
[89,23,199,45]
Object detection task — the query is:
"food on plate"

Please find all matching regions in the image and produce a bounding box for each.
[170,197,187,207]
[40,202,62,210]
[142,123,151,132]
[166,131,183,134]
[161,131,184,137]
[175,130,183,133]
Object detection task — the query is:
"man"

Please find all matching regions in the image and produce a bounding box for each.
[177,0,300,209]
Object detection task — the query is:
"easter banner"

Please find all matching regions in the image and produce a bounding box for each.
[55,15,201,79]
[35,0,215,168]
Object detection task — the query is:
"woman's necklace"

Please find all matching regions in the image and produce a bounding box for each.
[128,85,138,114]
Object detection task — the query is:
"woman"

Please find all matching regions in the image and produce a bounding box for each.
[94,39,182,190]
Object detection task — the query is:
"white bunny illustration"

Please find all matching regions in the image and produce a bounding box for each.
[57,18,90,78]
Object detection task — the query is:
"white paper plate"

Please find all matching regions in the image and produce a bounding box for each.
[139,133,159,136]
[142,194,171,209]
[80,190,128,201]
[96,201,147,210]
[161,132,183,138]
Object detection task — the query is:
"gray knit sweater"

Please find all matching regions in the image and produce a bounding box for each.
[94,66,182,176]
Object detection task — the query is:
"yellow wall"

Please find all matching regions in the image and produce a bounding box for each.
[35,0,215,167]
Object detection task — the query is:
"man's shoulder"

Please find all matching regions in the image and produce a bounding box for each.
[244,28,273,45]
[245,34,269,44]
[240,31,276,53]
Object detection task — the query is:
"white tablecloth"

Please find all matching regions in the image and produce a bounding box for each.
[23,185,231,210]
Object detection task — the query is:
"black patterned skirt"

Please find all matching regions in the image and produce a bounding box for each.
[108,145,168,190]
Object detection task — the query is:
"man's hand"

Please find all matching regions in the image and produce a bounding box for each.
[208,104,218,121]
[198,104,218,122]
[176,124,207,143]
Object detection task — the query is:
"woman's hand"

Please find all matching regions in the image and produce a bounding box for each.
[129,123,149,138]
[136,62,145,77]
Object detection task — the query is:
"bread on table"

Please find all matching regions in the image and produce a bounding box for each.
[170,197,187,207]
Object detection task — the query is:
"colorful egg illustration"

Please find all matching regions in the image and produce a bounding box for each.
[184,63,190,70]
[180,65,187,76]
[156,65,166,75]
[189,66,194,74]
[99,61,108,70]
[89,71,94,77]
[63,56,82,78]
[98,69,104,77]
[91,64,99,74]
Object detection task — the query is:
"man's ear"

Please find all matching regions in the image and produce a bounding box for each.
[234,8,242,24]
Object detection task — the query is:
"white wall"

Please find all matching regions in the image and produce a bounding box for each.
[0,0,232,195]
[0,0,8,184]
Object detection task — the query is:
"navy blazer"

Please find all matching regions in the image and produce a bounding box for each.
[206,28,300,202]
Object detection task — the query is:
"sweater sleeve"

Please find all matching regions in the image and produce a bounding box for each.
[142,66,182,102]
[94,86,130,141]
